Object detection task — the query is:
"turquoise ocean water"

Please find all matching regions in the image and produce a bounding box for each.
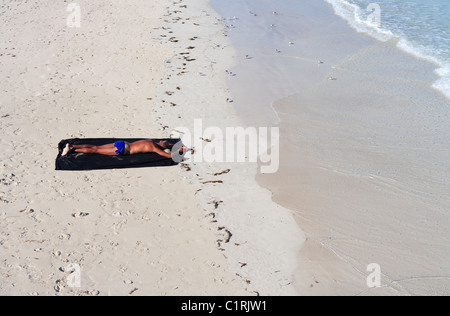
[326,0,450,98]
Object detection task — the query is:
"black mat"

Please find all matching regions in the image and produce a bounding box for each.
[55,138,182,171]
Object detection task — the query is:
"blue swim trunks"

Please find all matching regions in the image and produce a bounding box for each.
[114,141,126,156]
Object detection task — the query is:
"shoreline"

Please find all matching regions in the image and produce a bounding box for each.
[325,0,450,100]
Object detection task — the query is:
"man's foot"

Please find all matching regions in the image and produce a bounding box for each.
[62,144,71,156]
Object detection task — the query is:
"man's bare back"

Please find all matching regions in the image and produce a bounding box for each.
[127,139,172,157]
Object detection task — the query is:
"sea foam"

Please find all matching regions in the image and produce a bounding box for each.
[325,0,450,99]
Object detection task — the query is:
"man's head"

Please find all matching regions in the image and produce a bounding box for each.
[156,140,174,149]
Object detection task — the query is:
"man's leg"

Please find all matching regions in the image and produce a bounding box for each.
[73,143,117,155]
[62,143,118,156]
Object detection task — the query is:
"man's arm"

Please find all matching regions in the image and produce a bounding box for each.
[152,146,173,159]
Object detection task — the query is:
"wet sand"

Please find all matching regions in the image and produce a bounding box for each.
[212,0,450,295]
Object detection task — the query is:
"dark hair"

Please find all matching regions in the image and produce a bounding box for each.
[158,140,174,149]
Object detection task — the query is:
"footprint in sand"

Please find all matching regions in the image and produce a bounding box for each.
[72,212,89,218]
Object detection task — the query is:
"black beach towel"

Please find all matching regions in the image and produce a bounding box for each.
[55,138,182,171]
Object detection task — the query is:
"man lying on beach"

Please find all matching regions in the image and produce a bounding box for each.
[62,139,185,159]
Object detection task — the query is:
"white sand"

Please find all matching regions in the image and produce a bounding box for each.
[0,0,304,296]
[0,0,243,296]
